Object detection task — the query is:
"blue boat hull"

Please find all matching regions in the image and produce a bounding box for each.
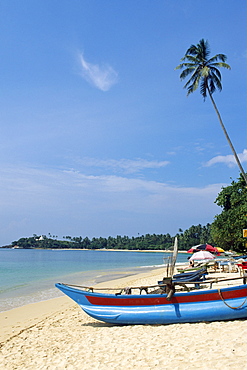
[55,283,247,325]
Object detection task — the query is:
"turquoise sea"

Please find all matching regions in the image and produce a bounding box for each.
[0,248,188,312]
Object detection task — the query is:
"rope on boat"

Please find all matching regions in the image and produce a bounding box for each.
[217,288,247,310]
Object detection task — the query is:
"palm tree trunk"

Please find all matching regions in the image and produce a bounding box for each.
[207,88,247,186]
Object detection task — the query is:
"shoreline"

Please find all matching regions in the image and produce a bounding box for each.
[3,247,189,253]
[1,267,247,369]
[0,264,168,313]
[0,266,166,343]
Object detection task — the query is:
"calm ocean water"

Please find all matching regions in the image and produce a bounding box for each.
[0,248,188,312]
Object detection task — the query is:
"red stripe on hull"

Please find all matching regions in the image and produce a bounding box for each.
[86,287,247,306]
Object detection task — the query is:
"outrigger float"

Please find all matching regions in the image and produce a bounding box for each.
[56,239,247,325]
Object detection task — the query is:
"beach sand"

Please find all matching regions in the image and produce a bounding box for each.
[0,267,247,370]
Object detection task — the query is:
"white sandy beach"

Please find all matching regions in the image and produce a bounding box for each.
[0,267,247,370]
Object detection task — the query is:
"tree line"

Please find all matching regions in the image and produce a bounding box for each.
[11,224,210,251]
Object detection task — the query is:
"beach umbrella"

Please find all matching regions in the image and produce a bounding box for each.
[187,244,208,252]
[189,250,216,261]
[215,247,225,253]
[195,244,207,250]
[205,245,218,253]
[196,244,212,250]
[193,244,218,253]
[187,244,217,253]
[192,244,203,249]
[186,244,203,253]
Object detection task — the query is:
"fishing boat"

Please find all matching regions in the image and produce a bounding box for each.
[55,282,247,325]
[55,239,247,325]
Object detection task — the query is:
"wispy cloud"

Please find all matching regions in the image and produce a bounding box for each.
[78,53,118,91]
[0,164,223,245]
[204,149,247,168]
[75,157,170,174]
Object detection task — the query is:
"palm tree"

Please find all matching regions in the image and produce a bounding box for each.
[175,39,247,186]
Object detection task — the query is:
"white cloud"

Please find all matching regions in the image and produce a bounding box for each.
[0,165,223,245]
[76,157,170,174]
[0,165,222,216]
[204,149,247,168]
[78,53,118,91]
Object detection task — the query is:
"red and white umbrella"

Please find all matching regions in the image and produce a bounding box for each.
[187,248,195,253]
[187,245,202,253]
[189,250,216,261]
[187,244,218,253]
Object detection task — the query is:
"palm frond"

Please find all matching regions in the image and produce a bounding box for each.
[210,67,221,80]
[182,55,199,63]
[175,62,197,70]
[176,39,230,99]
[200,80,207,98]
[183,68,201,87]
[185,74,201,95]
[197,39,210,60]
[211,62,231,70]
[180,67,195,80]
[186,84,196,95]
[208,53,227,64]
[192,75,200,92]
[210,72,222,91]
[209,79,216,94]
[185,44,198,56]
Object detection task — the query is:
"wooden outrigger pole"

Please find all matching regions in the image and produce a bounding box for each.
[163,236,178,300]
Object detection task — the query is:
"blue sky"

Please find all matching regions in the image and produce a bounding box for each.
[0,0,246,245]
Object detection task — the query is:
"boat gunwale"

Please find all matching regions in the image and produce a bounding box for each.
[55,283,247,307]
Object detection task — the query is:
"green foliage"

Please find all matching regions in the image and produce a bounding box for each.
[175,38,230,99]
[10,225,212,251]
[210,175,247,253]
[177,224,212,250]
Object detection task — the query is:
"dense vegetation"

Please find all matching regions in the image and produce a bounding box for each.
[6,175,247,253]
[10,224,211,251]
[211,174,247,253]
